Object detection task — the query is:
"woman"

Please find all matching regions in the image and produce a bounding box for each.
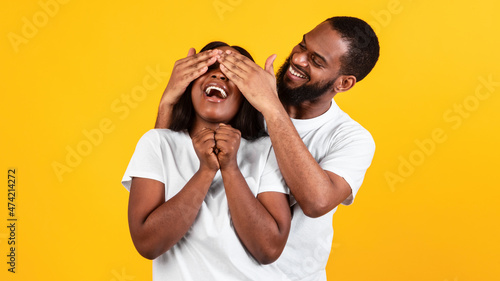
[122,42,291,281]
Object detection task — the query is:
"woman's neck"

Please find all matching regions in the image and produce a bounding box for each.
[189,119,223,137]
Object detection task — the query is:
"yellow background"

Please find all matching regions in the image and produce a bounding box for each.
[1,0,499,280]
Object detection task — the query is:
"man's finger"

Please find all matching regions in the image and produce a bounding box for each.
[187,47,196,57]
[219,63,243,83]
[265,54,277,75]
[192,55,217,71]
[179,56,217,83]
[179,50,216,67]
[219,51,252,73]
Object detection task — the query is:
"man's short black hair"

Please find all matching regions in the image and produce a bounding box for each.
[326,16,380,82]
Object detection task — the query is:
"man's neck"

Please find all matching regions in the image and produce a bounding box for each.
[284,97,333,119]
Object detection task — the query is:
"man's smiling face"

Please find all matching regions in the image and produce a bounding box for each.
[276,22,350,106]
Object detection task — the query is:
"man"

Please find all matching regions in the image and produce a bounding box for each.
[156,16,379,281]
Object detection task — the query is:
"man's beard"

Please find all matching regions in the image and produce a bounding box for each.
[276,56,335,106]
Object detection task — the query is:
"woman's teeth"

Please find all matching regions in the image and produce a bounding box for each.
[289,66,307,79]
[205,86,227,99]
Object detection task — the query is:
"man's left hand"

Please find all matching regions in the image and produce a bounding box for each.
[217,51,282,116]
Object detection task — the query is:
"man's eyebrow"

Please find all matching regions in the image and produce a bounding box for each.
[303,35,328,65]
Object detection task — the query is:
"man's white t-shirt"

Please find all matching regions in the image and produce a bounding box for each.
[276,100,375,281]
[122,129,289,281]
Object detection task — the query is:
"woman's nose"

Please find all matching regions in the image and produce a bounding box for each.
[211,70,227,81]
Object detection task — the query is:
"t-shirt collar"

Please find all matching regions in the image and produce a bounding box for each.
[290,99,339,134]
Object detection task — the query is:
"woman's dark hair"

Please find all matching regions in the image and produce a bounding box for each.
[169,41,266,140]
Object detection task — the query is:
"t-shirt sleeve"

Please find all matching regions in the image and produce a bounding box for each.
[121,130,165,191]
[257,148,289,195]
[319,129,375,205]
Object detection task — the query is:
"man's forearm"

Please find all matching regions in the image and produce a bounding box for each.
[154,102,173,129]
[263,107,349,217]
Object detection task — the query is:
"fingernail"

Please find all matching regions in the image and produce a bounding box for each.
[225,50,231,54]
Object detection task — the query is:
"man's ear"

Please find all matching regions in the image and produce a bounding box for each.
[334,75,356,93]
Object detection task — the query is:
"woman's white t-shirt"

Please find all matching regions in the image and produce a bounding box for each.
[122,129,289,281]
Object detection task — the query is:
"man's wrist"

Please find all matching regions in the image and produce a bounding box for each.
[261,101,288,124]
[155,100,175,129]
[159,98,176,110]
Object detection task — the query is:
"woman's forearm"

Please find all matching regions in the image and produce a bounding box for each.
[128,168,216,259]
[221,166,291,264]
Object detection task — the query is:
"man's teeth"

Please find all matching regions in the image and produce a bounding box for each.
[205,86,227,98]
[289,66,306,79]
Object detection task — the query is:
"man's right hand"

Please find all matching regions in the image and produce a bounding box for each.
[160,48,219,107]
[155,49,219,128]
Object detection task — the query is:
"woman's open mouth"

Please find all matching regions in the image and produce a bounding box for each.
[204,85,228,102]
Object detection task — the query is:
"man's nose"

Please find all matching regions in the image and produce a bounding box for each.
[291,51,308,68]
